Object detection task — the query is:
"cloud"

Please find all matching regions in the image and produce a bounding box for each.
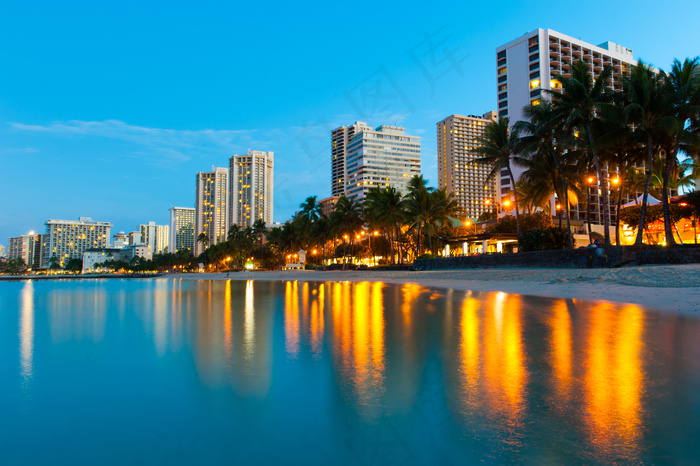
[10,120,261,165]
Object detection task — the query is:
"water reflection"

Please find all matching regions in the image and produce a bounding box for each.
[7,279,700,464]
[20,281,34,381]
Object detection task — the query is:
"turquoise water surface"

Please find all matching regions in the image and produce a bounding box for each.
[1,278,699,464]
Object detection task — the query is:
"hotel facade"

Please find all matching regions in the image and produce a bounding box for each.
[437,111,498,220]
[331,122,421,202]
[195,167,229,255]
[169,207,196,254]
[139,221,169,255]
[43,217,112,267]
[229,150,274,229]
[495,28,637,225]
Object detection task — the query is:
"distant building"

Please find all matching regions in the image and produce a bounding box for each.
[128,231,141,246]
[82,245,151,273]
[437,112,498,220]
[7,233,44,269]
[112,231,129,249]
[0,244,5,258]
[229,150,274,229]
[332,122,421,202]
[169,207,195,254]
[318,196,339,218]
[43,217,112,268]
[195,166,229,255]
[139,221,169,255]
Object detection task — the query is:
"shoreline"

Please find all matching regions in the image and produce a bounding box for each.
[176,264,700,316]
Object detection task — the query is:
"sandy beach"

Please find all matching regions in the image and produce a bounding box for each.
[177,264,700,316]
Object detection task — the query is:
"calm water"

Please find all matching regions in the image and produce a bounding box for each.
[1,278,699,464]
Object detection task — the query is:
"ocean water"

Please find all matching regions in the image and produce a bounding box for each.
[1,278,699,464]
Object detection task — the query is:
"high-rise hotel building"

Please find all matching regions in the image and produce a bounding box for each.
[495,28,636,211]
[331,122,421,202]
[139,221,169,254]
[229,150,274,228]
[7,233,45,269]
[437,112,498,220]
[169,207,195,253]
[195,167,229,255]
[43,217,112,267]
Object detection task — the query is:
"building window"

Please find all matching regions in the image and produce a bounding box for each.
[529,53,539,62]
[498,75,507,83]
[529,62,539,71]
[498,84,507,91]
[499,110,508,117]
[498,92,507,100]
[530,89,541,98]
[498,67,507,75]
[528,36,538,46]
[497,50,506,59]
[497,58,506,67]
[529,44,539,54]
[529,71,540,80]
[499,101,508,109]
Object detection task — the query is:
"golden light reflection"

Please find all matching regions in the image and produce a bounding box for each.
[458,297,480,409]
[20,280,34,381]
[284,281,300,356]
[244,280,255,360]
[331,282,386,415]
[309,284,325,354]
[483,293,527,426]
[584,302,645,458]
[548,300,572,403]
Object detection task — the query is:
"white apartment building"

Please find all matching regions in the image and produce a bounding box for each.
[7,233,44,269]
[169,207,195,253]
[139,221,169,255]
[331,122,368,197]
[333,123,421,202]
[112,231,129,249]
[195,166,229,255]
[43,217,112,267]
[229,150,274,228]
[437,112,498,220]
[82,245,151,273]
[495,28,637,223]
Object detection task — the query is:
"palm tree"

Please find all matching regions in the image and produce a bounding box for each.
[299,195,322,223]
[624,61,669,245]
[473,117,523,239]
[311,215,333,270]
[514,100,577,248]
[363,186,407,263]
[252,218,267,265]
[659,58,700,244]
[548,60,614,244]
[330,195,363,268]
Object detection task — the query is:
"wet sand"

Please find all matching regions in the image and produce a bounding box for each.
[176,264,700,316]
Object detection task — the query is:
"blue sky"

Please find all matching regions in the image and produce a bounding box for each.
[2,0,699,244]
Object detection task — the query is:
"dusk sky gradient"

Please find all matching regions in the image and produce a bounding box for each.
[2,0,699,244]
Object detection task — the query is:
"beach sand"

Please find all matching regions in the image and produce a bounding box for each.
[176,264,700,316]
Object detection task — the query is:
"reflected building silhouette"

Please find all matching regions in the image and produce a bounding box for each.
[47,283,107,343]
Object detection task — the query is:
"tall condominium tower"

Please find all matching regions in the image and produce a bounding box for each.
[437,112,498,220]
[331,122,369,197]
[7,233,44,269]
[169,207,196,254]
[43,217,112,267]
[495,28,636,223]
[139,221,169,254]
[195,167,229,255]
[229,150,274,228]
[332,122,421,202]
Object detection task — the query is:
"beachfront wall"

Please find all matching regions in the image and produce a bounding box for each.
[414,245,700,270]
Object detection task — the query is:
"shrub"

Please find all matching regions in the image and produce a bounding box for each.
[416,253,440,260]
[519,227,569,252]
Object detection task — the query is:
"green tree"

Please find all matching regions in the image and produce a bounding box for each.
[473,117,523,239]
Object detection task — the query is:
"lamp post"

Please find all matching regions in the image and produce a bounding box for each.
[587,176,595,244]
[611,177,620,245]
[556,203,562,228]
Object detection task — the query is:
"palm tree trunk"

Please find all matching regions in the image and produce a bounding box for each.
[615,183,623,246]
[551,153,573,249]
[636,135,654,245]
[507,164,521,240]
[661,139,679,245]
[586,123,611,245]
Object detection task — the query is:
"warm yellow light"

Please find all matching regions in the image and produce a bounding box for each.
[529,79,540,89]
[504,200,511,207]
[612,178,620,185]
[361,231,365,235]
[373,231,379,236]
[588,177,595,184]
[556,204,561,209]
[312,249,317,254]
[485,199,491,205]
[466,221,471,226]
[680,202,688,207]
